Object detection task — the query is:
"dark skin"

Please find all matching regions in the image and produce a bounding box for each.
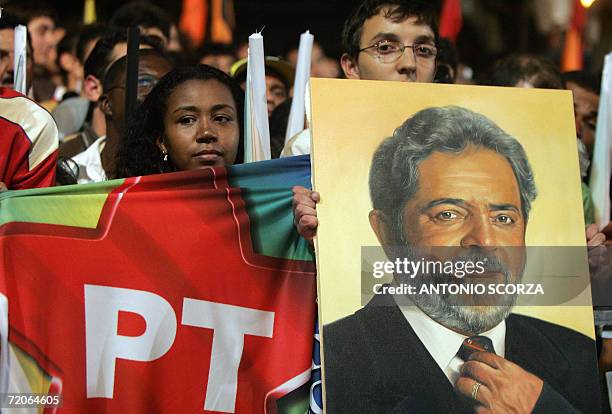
[98,54,173,177]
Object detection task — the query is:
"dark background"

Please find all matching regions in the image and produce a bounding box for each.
[5,0,612,77]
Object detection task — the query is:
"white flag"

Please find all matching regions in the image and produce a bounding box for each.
[285,31,313,142]
[589,53,612,229]
[13,25,27,94]
[244,33,271,163]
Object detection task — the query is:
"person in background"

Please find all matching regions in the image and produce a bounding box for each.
[51,24,106,141]
[284,40,340,79]
[562,71,600,159]
[109,1,174,51]
[198,43,236,74]
[114,64,244,178]
[269,99,292,159]
[71,49,174,184]
[230,56,294,117]
[55,30,82,99]
[0,11,33,93]
[434,38,458,84]
[59,31,163,158]
[0,86,59,189]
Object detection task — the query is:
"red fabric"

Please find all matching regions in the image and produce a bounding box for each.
[0,87,57,189]
[180,0,208,47]
[439,0,463,42]
[562,0,586,71]
[0,170,316,412]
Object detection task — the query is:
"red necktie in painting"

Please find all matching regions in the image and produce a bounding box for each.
[458,336,496,361]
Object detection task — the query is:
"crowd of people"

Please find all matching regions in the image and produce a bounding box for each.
[0,0,611,411]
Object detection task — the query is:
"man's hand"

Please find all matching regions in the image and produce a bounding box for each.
[0,182,7,192]
[455,352,543,414]
[292,186,320,244]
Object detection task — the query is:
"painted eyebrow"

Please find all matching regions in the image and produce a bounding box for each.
[488,203,520,214]
[421,198,468,212]
[420,199,521,214]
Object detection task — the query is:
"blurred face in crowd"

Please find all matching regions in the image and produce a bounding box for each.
[28,15,56,66]
[287,43,340,78]
[341,8,436,82]
[0,28,33,91]
[200,54,235,74]
[159,79,240,169]
[266,75,288,116]
[167,24,182,52]
[566,81,599,155]
[100,53,174,133]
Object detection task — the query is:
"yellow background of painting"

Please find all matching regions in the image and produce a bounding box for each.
[311,78,594,339]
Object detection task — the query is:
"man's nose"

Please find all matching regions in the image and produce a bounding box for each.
[460,215,496,250]
[395,47,417,80]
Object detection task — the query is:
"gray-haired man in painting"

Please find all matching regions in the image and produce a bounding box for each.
[323,106,601,414]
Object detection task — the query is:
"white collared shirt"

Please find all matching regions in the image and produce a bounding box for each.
[398,301,506,385]
[72,136,107,184]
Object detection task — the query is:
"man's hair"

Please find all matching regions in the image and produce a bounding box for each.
[75,24,106,64]
[84,30,164,81]
[488,54,562,89]
[369,106,537,242]
[0,9,28,29]
[341,0,439,60]
[562,70,601,95]
[109,1,172,41]
[102,48,173,91]
[198,42,236,59]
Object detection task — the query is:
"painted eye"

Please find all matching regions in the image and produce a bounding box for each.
[436,211,457,220]
[495,215,515,224]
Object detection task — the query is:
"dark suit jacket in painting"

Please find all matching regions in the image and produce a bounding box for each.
[323,295,602,414]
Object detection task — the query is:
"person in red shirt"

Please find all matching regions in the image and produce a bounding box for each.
[0,87,59,189]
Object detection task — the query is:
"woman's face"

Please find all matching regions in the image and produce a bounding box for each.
[159,79,239,170]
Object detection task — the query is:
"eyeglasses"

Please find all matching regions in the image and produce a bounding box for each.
[358,40,437,65]
[105,75,158,95]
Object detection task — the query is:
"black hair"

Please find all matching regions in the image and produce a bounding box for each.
[84,30,164,80]
[75,24,106,64]
[269,98,292,159]
[109,1,172,42]
[433,37,457,84]
[115,64,244,178]
[562,70,601,95]
[342,0,439,60]
[198,42,236,59]
[0,10,28,29]
[102,48,174,92]
[488,54,563,89]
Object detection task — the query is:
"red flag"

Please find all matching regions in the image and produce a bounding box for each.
[439,0,463,42]
[561,0,586,71]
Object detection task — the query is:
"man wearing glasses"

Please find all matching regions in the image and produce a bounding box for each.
[339,0,437,83]
[283,0,437,157]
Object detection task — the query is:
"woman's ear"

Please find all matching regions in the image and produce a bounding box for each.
[156,137,167,155]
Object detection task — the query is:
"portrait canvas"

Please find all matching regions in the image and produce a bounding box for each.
[309,78,601,413]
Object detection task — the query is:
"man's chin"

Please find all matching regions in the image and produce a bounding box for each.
[415,295,515,334]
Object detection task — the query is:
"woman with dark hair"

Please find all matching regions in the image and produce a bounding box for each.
[114,64,244,178]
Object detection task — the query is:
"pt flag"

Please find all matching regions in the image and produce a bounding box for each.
[0,156,316,413]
